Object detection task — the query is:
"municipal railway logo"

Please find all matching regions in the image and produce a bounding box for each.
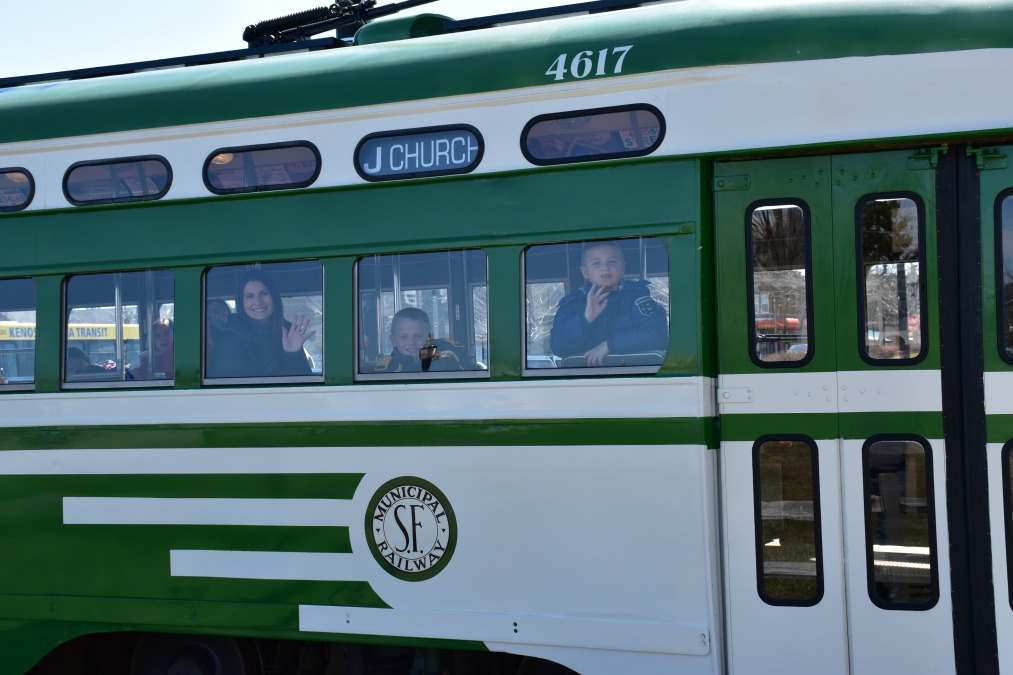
[365,477,457,581]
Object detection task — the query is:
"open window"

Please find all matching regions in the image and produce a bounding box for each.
[203,260,322,383]
[524,236,669,374]
[357,250,488,379]
[0,278,36,389]
[63,270,174,387]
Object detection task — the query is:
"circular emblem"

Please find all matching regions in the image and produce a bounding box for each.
[365,477,457,581]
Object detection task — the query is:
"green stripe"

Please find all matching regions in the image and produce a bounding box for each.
[720,411,943,442]
[0,418,710,450]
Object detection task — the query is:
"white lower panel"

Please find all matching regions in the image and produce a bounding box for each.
[299,605,709,657]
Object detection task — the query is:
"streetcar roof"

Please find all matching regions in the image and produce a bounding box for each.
[0,0,1010,144]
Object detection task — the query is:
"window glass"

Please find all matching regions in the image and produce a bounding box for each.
[357,250,488,377]
[0,278,36,387]
[64,270,174,385]
[863,437,938,609]
[204,260,322,381]
[859,196,924,362]
[748,202,812,365]
[204,143,320,194]
[524,237,669,372]
[522,105,664,165]
[997,194,1013,359]
[64,157,170,205]
[753,438,823,605]
[0,169,33,212]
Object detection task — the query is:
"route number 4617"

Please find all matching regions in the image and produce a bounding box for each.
[545,46,633,81]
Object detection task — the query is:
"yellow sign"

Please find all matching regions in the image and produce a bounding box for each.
[0,323,140,341]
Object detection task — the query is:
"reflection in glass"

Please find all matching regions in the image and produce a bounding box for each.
[859,197,922,361]
[65,270,174,384]
[524,107,663,163]
[754,439,823,605]
[357,250,488,376]
[864,438,937,608]
[204,261,322,379]
[0,170,33,211]
[749,204,810,363]
[65,158,170,204]
[0,278,36,386]
[205,144,319,193]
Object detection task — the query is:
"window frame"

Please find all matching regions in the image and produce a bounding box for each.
[520,103,665,167]
[203,141,321,196]
[201,260,324,386]
[62,269,175,390]
[0,167,35,212]
[63,155,172,206]
[994,188,1013,365]
[354,249,491,382]
[745,198,816,368]
[751,435,825,607]
[861,434,939,611]
[521,236,670,378]
[855,191,928,366]
[0,277,36,391]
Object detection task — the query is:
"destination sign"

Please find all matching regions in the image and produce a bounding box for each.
[355,127,483,181]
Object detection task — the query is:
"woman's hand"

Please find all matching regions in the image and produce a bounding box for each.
[282,314,316,352]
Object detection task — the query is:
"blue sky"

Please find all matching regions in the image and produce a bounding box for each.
[0,1,589,79]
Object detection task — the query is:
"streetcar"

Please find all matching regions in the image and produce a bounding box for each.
[0,0,1011,673]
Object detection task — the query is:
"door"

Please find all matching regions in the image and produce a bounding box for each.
[715,148,979,674]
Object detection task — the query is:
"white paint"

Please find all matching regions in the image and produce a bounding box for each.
[987,442,1013,674]
[720,370,940,416]
[171,549,363,581]
[299,604,710,657]
[63,497,354,526]
[984,371,1013,415]
[5,48,1013,210]
[0,377,709,427]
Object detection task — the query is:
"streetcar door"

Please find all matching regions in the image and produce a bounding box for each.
[979,145,1013,674]
[715,149,957,674]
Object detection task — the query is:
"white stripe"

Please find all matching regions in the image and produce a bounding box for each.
[720,370,940,415]
[0,444,674,475]
[9,48,1013,210]
[63,497,352,526]
[0,377,708,428]
[298,605,709,657]
[171,550,362,581]
[985,371,1013,416]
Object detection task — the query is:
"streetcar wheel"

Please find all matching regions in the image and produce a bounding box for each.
[130,634,262,675]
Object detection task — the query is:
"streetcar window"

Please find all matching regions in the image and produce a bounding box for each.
[204,260,323,382]
[862,436,939,609]
[522,105,664,165]
[747,202,813,366]
[0,169,34,212]
[356,250,488,379]
[63,270,174,386]
[64,157,171,205]
[996,193,1013,360]
[524,237,669,374]
[204,142,320,194]
[0,278,36,389]
[753,438,823,606]
[858,195,925,363]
